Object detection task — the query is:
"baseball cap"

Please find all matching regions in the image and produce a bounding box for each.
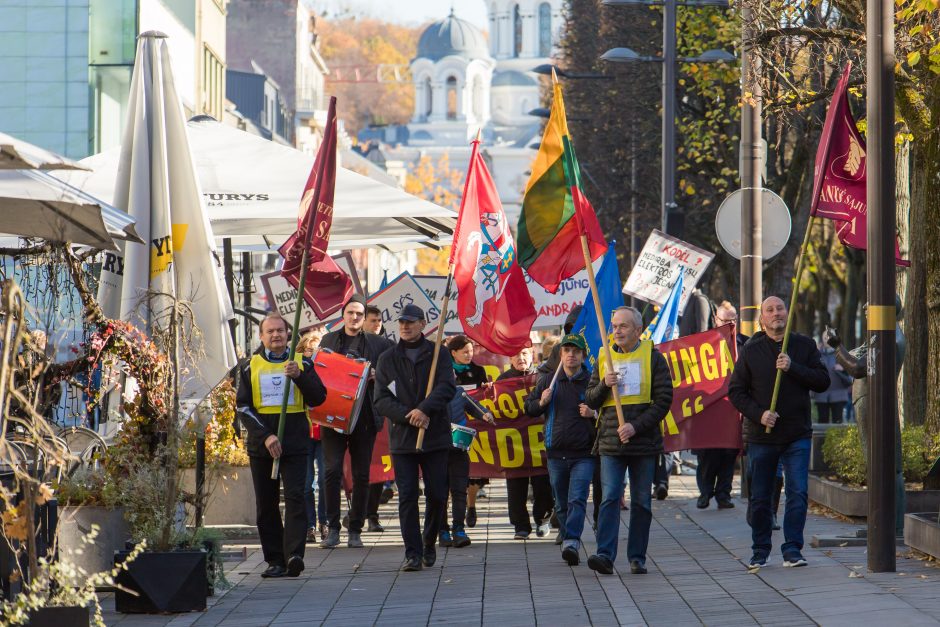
[560,333,587,351]
[398,304,426,322]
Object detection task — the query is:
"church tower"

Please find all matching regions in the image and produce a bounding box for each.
[486,0,563,62]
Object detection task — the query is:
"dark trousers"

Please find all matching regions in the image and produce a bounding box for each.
[592,462,602,523]
[815,401,845,424]
[696,449,738,502]
[506,474,554,533]
[322,421,376,533]
[654,452,674,489]
[249,454,307,567]
[366,482,384,520]
[391,449,449,560]
[443,448,470,532]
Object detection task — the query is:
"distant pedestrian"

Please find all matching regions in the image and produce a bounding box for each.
[812,340,853,424]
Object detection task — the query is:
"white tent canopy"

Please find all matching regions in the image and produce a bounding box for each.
[56,117,457,252]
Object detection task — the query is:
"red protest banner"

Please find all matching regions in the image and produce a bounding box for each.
[657,324,742,452]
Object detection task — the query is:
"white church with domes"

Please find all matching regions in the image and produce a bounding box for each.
[362,1,564,222]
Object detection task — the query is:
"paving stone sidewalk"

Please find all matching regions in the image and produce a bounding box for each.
[102,475,940,626]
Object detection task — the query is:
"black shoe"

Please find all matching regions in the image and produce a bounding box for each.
[655,485,668,500]
[747,553,768,570]
[422,545,437,568]
[562,546,580,566]
[261,562,286,578]
[452,530,471,548]
[554,530,564,545]
[286,555,304,577]
[367,517,385,533]
[717,500,735,510]
[380,487,394,504]
[466,507,477,528]
[696,495,710,509]
[587,554,614,575]
[342,514,350,529]
[630,560,647,574]
[401,556,423,572]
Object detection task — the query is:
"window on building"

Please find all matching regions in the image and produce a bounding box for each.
[539,3,552,57]
[513,5,522,58]
[423,77,433,118]
[446,76,458,120]
[203,46,225,120]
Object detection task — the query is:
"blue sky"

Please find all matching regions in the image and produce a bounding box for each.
[309,0,489,30]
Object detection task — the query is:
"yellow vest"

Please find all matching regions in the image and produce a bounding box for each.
[250,354,306,414]
[597,340,653,407]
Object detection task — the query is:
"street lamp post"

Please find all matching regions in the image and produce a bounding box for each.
[601,0,733,239]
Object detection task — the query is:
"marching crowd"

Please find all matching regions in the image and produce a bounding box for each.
[236,291,832,577]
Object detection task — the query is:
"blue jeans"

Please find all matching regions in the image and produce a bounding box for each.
[305,438,325,528]
[597,454,656,565]
[748,438,811,558]
[547,456,596,551]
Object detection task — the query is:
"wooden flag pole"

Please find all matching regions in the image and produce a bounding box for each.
[272,99,334,479]
[416,264,454,450]
[765,214,816,433]
[580,235,626,429]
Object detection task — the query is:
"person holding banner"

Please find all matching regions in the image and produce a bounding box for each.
[237,314,327,578]
[373,304,456,572]
[585,307,674,576]
[317,295,393,550]
[728,296,830,570]
[499,348,555,540]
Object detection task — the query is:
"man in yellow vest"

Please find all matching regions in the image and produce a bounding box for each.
[585,306,674,575]
[237,314,327,578]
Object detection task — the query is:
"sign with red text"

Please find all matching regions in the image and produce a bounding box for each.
[622,230,714,311]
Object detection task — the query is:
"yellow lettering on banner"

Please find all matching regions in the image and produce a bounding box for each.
[527,424,545,467]
[682,395,704,418]
[661,410,679,435]
[514,389,529,414]
[382,455,392,472]
[469,431,495,465]
[482,365,501,382]
[718,339,735,377]
[496,428,524,468]
[680,347,701,384]
[480,398,500,420]
[667,351,682,388]
[700,342,719,381]
[498,393,518,419]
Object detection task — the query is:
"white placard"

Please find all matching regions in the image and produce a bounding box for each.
[260,252,362,330]
[413,274,463,334]
[362,272,441,343]
[622,230,715,310]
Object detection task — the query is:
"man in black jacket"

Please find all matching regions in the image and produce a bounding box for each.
[318,295,393,549]
[729,296,830,570]
[584,306,674,576]
[373,304,456,572]
[525,335,596,566]
[237,314,327,578]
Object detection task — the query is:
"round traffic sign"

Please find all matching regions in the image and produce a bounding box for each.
[715,188,792,260]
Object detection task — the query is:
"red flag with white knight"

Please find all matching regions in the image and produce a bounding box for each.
[810,64,909,266]
[278,97,353,317]
[453,138,537,356]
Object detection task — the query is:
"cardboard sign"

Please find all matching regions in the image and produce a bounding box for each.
[362,272,440,343]
[259,252,362,330]
[413,275,463,334]
[622,230,714,311]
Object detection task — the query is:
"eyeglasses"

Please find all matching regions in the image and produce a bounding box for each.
[716,317,737,324]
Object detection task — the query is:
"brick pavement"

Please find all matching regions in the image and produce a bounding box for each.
[101,475,940,626]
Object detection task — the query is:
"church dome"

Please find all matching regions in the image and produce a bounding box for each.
[492,70,538,87]
[415,10,489,62]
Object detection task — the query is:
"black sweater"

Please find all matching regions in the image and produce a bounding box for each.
[728,331,830,445]
[525,367,595,459]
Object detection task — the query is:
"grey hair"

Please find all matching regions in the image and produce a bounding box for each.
[612,306,643,328]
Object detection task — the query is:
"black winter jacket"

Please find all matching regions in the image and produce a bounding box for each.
[525,367,595,459]
[728,331,830,445]
[373,338,457,454]
[318,328,393,431]
[585,346,674,456]
[236,349,327,457]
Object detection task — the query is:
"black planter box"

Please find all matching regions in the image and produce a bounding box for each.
[904,513,940,559]
[27,605,89,627]
[809,473,940,517]
[114,549,207,613]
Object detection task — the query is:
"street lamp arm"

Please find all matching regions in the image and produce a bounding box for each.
[748,25,864,47]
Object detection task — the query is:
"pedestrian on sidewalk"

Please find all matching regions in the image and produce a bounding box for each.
[237,314,327,578]
[373,304,456,572]
[728,296,830,570]
[364,303,391,533]
[585,306,674,575]
[525,334,596,566]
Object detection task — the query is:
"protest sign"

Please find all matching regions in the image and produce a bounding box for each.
[414,274,463,334]
[260,251,362,330]
[622,230,714,311]
[362,272,440,342]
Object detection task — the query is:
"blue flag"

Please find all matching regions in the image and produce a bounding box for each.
[642,271,684,344]
[570,243,622,372]
[379,269,389,290]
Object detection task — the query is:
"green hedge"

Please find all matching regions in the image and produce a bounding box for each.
[822,424,940,487]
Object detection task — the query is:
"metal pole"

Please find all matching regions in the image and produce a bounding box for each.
[866,0,896,573]
[222,238,237,344]
[630,121,638,308]
[241,251,252,356]
[663,0,679,237]
[739,6,763,339]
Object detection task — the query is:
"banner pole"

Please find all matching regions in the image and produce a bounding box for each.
[765,214,816,433]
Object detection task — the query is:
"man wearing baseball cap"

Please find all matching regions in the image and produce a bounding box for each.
[373,304,456,572]
[524,333,596,567]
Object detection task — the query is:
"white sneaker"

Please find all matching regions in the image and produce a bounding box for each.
[536,522,550,538]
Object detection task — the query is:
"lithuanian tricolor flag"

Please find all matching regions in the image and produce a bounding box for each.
[517,79,607,293]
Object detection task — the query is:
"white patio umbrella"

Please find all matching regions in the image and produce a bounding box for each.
[0,169,142,249]
[57,117,457,251]
[0,131,89,171]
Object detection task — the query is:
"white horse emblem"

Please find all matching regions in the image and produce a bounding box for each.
[465,212,515,327]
